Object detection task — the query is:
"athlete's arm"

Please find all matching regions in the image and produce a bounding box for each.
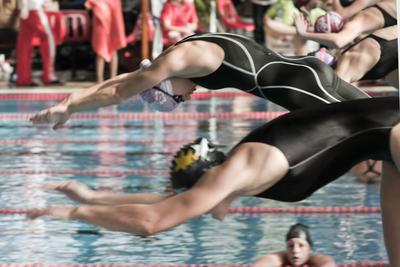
[332,0,380,19]
[309,254,337,267]
[44,180,175,205]
[294,13,363,48]
[19,0,29,19]
[27,163,246,235]
[252,252,286,267]
[27,144,267,235]
[29,41,221,129]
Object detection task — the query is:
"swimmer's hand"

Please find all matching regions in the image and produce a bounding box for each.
[294,13,309,36]
[30,104,71,130]
[44,181,96,204]
[27,206,76,220]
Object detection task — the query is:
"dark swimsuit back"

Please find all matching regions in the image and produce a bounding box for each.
[238,96,400,202]
[361,35,398,80]
[373,5,397,27]
[340,32,397,81]
[176,33,368,111]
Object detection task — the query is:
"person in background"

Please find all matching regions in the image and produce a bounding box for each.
[251,0,275,45]
[264,0,326,55]
[16,0,60,86]
[253,223,336,267]
[160,0,199,46]
[85,0,127,83]
[294,0,396,49]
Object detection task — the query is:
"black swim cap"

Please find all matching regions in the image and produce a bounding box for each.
[286,223,313,247]
[170,138,226,189]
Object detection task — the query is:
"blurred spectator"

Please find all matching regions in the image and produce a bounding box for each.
[0,0,19,30]
[0,54,13,82]
[160,0,199,46]
[16,0,61,86]
[0,0,18,58]
[85,0,127,83]
[253,223,336,267]
[294,0,395,49]
[251,0,275,45]
[264,0,325,55]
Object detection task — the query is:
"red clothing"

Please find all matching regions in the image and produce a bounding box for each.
[17,10,56,85]
[85,0,127,62]
[160,1,198,43]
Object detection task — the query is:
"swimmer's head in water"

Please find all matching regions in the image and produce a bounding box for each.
[286,223,313,247]
[170,138,226,189]
[139,59,185,112]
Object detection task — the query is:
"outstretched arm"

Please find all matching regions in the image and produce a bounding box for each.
[27,163,246,235]
[29,41,217,129]
[44,181,175,205]
[29,62,170,129]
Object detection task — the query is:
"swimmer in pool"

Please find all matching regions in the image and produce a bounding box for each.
[253,223,336,267]
[28,96,400,266]
[30,32,369,129]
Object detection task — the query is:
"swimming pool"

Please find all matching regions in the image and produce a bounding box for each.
[0,92,387,264]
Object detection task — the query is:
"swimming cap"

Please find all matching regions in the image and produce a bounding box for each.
[139,59,183,112]
[170,138,226,189]
[286,223,313,247]
[314,11,344,33]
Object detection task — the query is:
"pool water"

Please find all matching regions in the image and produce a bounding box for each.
[0,94,386,264]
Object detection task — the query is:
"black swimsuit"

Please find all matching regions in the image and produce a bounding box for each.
[361,35,398,81]
[341,32,398,81]
[176,33,369,111]
[238,96,400,202]
[373,5,397,28]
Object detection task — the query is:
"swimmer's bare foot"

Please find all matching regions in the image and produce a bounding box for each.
[27,206,76,220]
[44,181,96,203]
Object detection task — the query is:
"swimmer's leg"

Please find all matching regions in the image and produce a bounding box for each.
[381,162,400,267]
[334,76,370,100]
[381,123,400,266]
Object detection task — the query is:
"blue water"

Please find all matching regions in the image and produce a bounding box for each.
[0,95,386,263]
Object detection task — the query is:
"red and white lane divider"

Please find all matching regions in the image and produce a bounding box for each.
[0,112,285,121]
[0,92,252,101]
[0,262,390,266]
[0,169,169,176]
[0,139,194,145]
[0,89,391,101]
[0,206,381,215]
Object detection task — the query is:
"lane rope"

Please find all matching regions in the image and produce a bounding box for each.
[0,261,389,267]
[0,112,285,121]
[0,262,390,266]
[0,206,381,215]
[0,90,391,100]
[0,169,169,175]
[0,139,195,145]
